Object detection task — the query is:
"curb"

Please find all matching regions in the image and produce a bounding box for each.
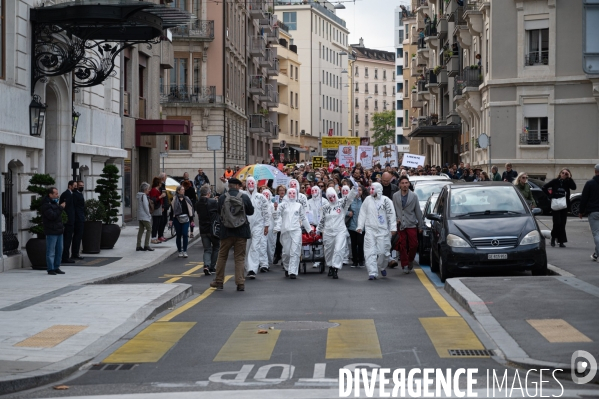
[444,278,571,371]
[0,284,194,395]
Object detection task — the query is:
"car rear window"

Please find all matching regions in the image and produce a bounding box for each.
[414,182,452,201]
[449,186,527,217]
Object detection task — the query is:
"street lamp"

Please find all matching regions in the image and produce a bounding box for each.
[72,108,81,143]
[29,94,47,137]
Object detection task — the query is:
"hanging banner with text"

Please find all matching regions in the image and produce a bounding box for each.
[378,145,399,167]
[322,137,361,148]
[338,145,356,168]
[402,153,426,168]
[356,146,374,169]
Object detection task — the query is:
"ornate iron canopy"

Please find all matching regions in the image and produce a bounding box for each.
[31,0,194,92]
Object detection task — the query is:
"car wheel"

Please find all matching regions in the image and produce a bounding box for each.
[570,199,580,216]
[439,251,451,282]
[419,248,430,266]
[430,245,439,273]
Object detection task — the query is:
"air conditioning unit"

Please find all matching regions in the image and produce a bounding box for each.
[300,130,306,135]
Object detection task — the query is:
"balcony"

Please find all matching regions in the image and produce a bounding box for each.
[260,12,274,33]
[260,84,274,102]
[411,91,423,108]
[266,89,279,108]
[446,112,461,125]
[520,132,549,145]
[249,114,266,133]
[267,58,280,76]
[250,36,266,57]
[139,97,146,119]
[408,113,461,139]
[160,85,217,104]
[525,51,549,66]
[249,0,266,19]
[260,119,273,137]
[124,91,130,116]
[446,55,460,77]
[425,20,437,37]
[272,124,280,139]
[437,17,448,38]
[259,48,275,67]
[411,57,420,77]
[453,76,464,98]
[462,66,483,89]
[267,27,280,44]
[437,69,448,86]
[249,75,266,95]
[171,20,215,40]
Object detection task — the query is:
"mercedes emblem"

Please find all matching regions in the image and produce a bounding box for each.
[491,239,500,247]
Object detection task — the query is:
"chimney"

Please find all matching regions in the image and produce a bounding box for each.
[359,37,364,47]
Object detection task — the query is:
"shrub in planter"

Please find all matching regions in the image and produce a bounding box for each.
[82,199,106,254]
[25,174,57,269]
[95,164,122,249]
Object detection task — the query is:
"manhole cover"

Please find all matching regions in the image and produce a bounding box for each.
[257,321,339,331]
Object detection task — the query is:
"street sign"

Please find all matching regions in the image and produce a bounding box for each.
[280,140,287,149]
[159,152,168,158]
[207,135,222,151]
[478,133,489,149]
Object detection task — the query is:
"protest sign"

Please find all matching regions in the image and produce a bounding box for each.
[338,145,356,168]
[356,146,374,169]
[378,144,399,167]
[402,153,426,168]
[322,137,360,148]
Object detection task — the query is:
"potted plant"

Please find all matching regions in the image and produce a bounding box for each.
[95,164,122,249]
[82,199,106,254]
[25,174,57,270]
[433,65,442,75]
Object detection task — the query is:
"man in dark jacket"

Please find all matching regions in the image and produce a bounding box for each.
[195,185,220,275]
[194,168,210,194]
[41,187,66,275]
[60,181,76,263]
[381,172,399,200]
[580,164,599,261]
[502,163,518,183]
[210,178,255,291]
[70,180,85,260]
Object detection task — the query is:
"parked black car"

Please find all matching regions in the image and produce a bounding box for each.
[427,182,547,282]
[419,192,440,266]
[527,177,552,214]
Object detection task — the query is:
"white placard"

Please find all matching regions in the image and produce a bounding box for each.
[356,146,374,169]
[397,144,410,153]
[372,156,381,167]
[402,153,426,168]
[378,145,399,167]
[274,174,290,188]
[338,145,356,168]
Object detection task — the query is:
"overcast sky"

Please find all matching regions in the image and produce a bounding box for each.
[335,0,410,53]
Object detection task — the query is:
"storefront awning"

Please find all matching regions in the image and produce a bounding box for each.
[135,119,191,146]
[289,146,309,153]
[408,124,461,138]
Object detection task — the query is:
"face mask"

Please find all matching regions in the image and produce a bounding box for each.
[370,187,376,197]
[247,178,256,192]
[288,188,297,201]
[78,187,84,192]
[53,198,59,203]
[263,191,271,201]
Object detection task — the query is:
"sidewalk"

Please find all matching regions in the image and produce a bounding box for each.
[445,215,599,376]
[0,225,196,395]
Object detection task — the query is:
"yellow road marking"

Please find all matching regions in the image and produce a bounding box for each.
[527,319,593,343]
[15,325,87,348]
[102,322,196,363]
[213,321,282,362]
[414,269,460,317]
[163,264,206,284]
[158,275,233,322]
[326,319,382,359]
[420,317,487,358]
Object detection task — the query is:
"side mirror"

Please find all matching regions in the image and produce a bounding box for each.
[532,207,542,215]
[427,213,442,222]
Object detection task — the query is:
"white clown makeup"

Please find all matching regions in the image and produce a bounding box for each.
[262,190,271,201]
[341,185,350,198]
[311,186,321,198]
[326,187,338,203]
[288,188,297,201]
[247,177,256,192]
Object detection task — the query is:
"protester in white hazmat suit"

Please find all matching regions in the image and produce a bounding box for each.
[306,186,327,225]
[356,182,397,280]
[243,176,270,278]
[286,179,308,210]
[273,188,312,279]
[340,185,352,265]
[316,186,357,279]
[260,189,276,265]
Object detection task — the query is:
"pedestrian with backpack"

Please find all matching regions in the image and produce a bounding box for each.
[210,178,255,291]
[195,184,220,275]
[168,185,194,258]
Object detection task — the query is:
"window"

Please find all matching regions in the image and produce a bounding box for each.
[290,65,294,79]
[171,58,188,86]
[283,12,297,30]
[383,70,387,80]
[374,69,378,79]
[523,117,549,144]
[383,86,387,95]
[374,84,378,94]
[355,98,359,108]
[526,27,549,65]
[355,82,359,92]
[295,66,299,80]
[295,121,299,137]
[365,67,369,77]
[295,93,298,108]
[374,100,378,110]
[365,99,369,109]
[171,135,190,151]
[365,113,369,126]
[365,83,369,93]
[0,0,4,79]
[291,119,294,135]
[290,91,294,107]
[404,110,409,127]
[397,99,403,110]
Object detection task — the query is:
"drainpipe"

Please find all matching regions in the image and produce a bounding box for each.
[0,174,3,272]
[120,51,125,226]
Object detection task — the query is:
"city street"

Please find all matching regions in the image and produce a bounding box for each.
[3,216,598,398]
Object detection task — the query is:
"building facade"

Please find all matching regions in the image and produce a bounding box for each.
[274,0,349,155]
[394,4,409,152]
[349,39,396,143]
[162,0,279,190]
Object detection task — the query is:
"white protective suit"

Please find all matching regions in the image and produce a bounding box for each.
[316,187,357,272]
[273,188,311,277]
[340,185,352,264]
[357,183,397,278]
[261,190,276,265]
[244,177,271,274]
[306,186,327,226]
[285,179,308,210]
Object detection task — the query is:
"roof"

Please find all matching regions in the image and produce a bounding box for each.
[350,46,395,63]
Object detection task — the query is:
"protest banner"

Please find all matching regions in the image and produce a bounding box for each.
[338,145,356,168]
[312,156,324,168]
[356,146,374,169]
[322,137,360,148]
[274,173,290,188]
[402,153,426,168]
[378,144,399,167]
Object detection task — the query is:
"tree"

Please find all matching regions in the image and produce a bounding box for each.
[370,110,395,147]
[95,164,122,224]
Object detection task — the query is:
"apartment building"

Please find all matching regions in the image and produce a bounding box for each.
[401,8,420,158]
[274,0,349,154]
[272,25,304,162]
[408,0,599,180]
[349,39,396,142]
[162,0,279,189]
[394,4,410,154]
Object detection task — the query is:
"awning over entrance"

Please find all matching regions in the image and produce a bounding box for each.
[408,124,461,138]
[289,146,309,153]
[135,119,191,146]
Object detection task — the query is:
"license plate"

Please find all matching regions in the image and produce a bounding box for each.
[488,254,508,260]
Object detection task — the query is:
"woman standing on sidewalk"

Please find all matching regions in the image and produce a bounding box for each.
[136,182,154,252]
[149,177,166,244]
[183,180,197,238]
[169,185,194,258]
[543,168,576,247]
[514,172,536,209]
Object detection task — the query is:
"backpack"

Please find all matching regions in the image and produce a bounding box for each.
[221,191,247,228]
